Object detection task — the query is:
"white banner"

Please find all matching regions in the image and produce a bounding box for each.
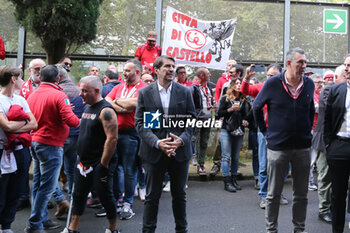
[162,6,237,70]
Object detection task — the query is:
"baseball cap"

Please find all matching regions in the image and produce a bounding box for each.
[146,31,157,41]
[323,70,334,80]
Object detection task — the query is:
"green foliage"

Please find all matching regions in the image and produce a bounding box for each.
[9,0,103,63]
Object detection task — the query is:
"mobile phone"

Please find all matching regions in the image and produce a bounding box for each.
[251,65,265,73]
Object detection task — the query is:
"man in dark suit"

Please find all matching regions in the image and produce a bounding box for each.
[135,55,196,233]
[312,65,346,225]
[324,55,350,233]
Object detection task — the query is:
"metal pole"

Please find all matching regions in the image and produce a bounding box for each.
[348,6,350,54]
[17,26,26,70]
[283,0,291,69]
[155,0,163,47]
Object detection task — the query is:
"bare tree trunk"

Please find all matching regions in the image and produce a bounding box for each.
[43,38,67,64]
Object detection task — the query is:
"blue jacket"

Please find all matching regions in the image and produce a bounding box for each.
[102,80,120,98]
[59,78,85,136]
[253,71,315,151]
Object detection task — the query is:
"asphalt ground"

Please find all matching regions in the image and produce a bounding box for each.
[11,178,350,233]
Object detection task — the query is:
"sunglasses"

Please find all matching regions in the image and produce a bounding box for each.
[32,67,41,72]
[64,62,73,67]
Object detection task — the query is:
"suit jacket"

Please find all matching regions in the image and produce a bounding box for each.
[324,82,350,159]
[312,83,333,152]
[135,81,196,164]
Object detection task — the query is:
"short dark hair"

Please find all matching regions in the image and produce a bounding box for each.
[126,59,142,74]
[0,66,22,87]
[58,56,70,63]
[40,65,59,82]
[267,63,282,73]
[176,66,186,74]
[104,70,119,80]
[233,64,244,78]
[153,55,175,71]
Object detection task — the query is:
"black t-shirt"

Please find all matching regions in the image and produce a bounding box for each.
[77,99,115,166]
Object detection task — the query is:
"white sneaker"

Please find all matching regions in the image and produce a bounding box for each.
[60,228,69,233]
[280,195,289,205]
[2,229,14,233]
[105,229,120,233]
[308,183,318,191]
[120,202,135,220]
[134,186,139,197]
[163,181,171,192]
[139,188,146,201]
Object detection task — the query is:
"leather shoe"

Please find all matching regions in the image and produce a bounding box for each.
[318,212,332,224]
[16,199,31,211]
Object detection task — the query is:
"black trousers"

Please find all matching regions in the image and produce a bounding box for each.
[327,159,350,233]
[143,156,189,233]
[72,156,117,220]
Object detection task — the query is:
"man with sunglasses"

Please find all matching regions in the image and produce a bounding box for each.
[20,58,46,100]
[58,57,73,72]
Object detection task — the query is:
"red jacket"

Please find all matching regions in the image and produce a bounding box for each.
[20,79,34,99]
[0,36,5,60]
[241,80,268,127]
[214,73,230,103]
[4,105,32,151]
[27,82,80,147]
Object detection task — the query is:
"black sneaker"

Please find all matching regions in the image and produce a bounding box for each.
[87,198,102,208]
[16,199,31,211]
[47,200,54,209]
[43,219,60,230]
[95,207,107,217]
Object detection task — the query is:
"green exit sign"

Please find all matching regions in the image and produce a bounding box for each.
[323,9,347,34]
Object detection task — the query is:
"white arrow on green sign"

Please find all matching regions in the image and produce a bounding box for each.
[323,9,347,34]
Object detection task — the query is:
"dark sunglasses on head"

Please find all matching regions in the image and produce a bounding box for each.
[64,62,73,67]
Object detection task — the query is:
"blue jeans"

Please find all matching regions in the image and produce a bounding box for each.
[258,131,268,199]
[53,135,79,203]
[63,135,78,201]
[17,149,32,202]
[220,129,243,177]
[114,133,139,205]
[137,163,146,189]
[28,142,63,230]
[0,148,31,230]
[249,130,259,179]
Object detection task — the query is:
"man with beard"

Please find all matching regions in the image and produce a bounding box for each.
[135,31,162,65]
[106,59,147,220]
[20,58,46,99]
[17,58,46,212]
[135,55,196,233]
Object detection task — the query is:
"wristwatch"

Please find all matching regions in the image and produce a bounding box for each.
[119,107,125,113]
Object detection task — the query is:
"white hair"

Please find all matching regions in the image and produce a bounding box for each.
[29,58,45,68]
[335,65,345,78]
[80,75,102,91]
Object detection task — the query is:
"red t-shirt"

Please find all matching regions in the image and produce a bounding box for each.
[107,81,147,129]
[178,79,192,87]
[135,43,162,65]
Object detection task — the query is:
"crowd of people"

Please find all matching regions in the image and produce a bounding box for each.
[0,30,350,233]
